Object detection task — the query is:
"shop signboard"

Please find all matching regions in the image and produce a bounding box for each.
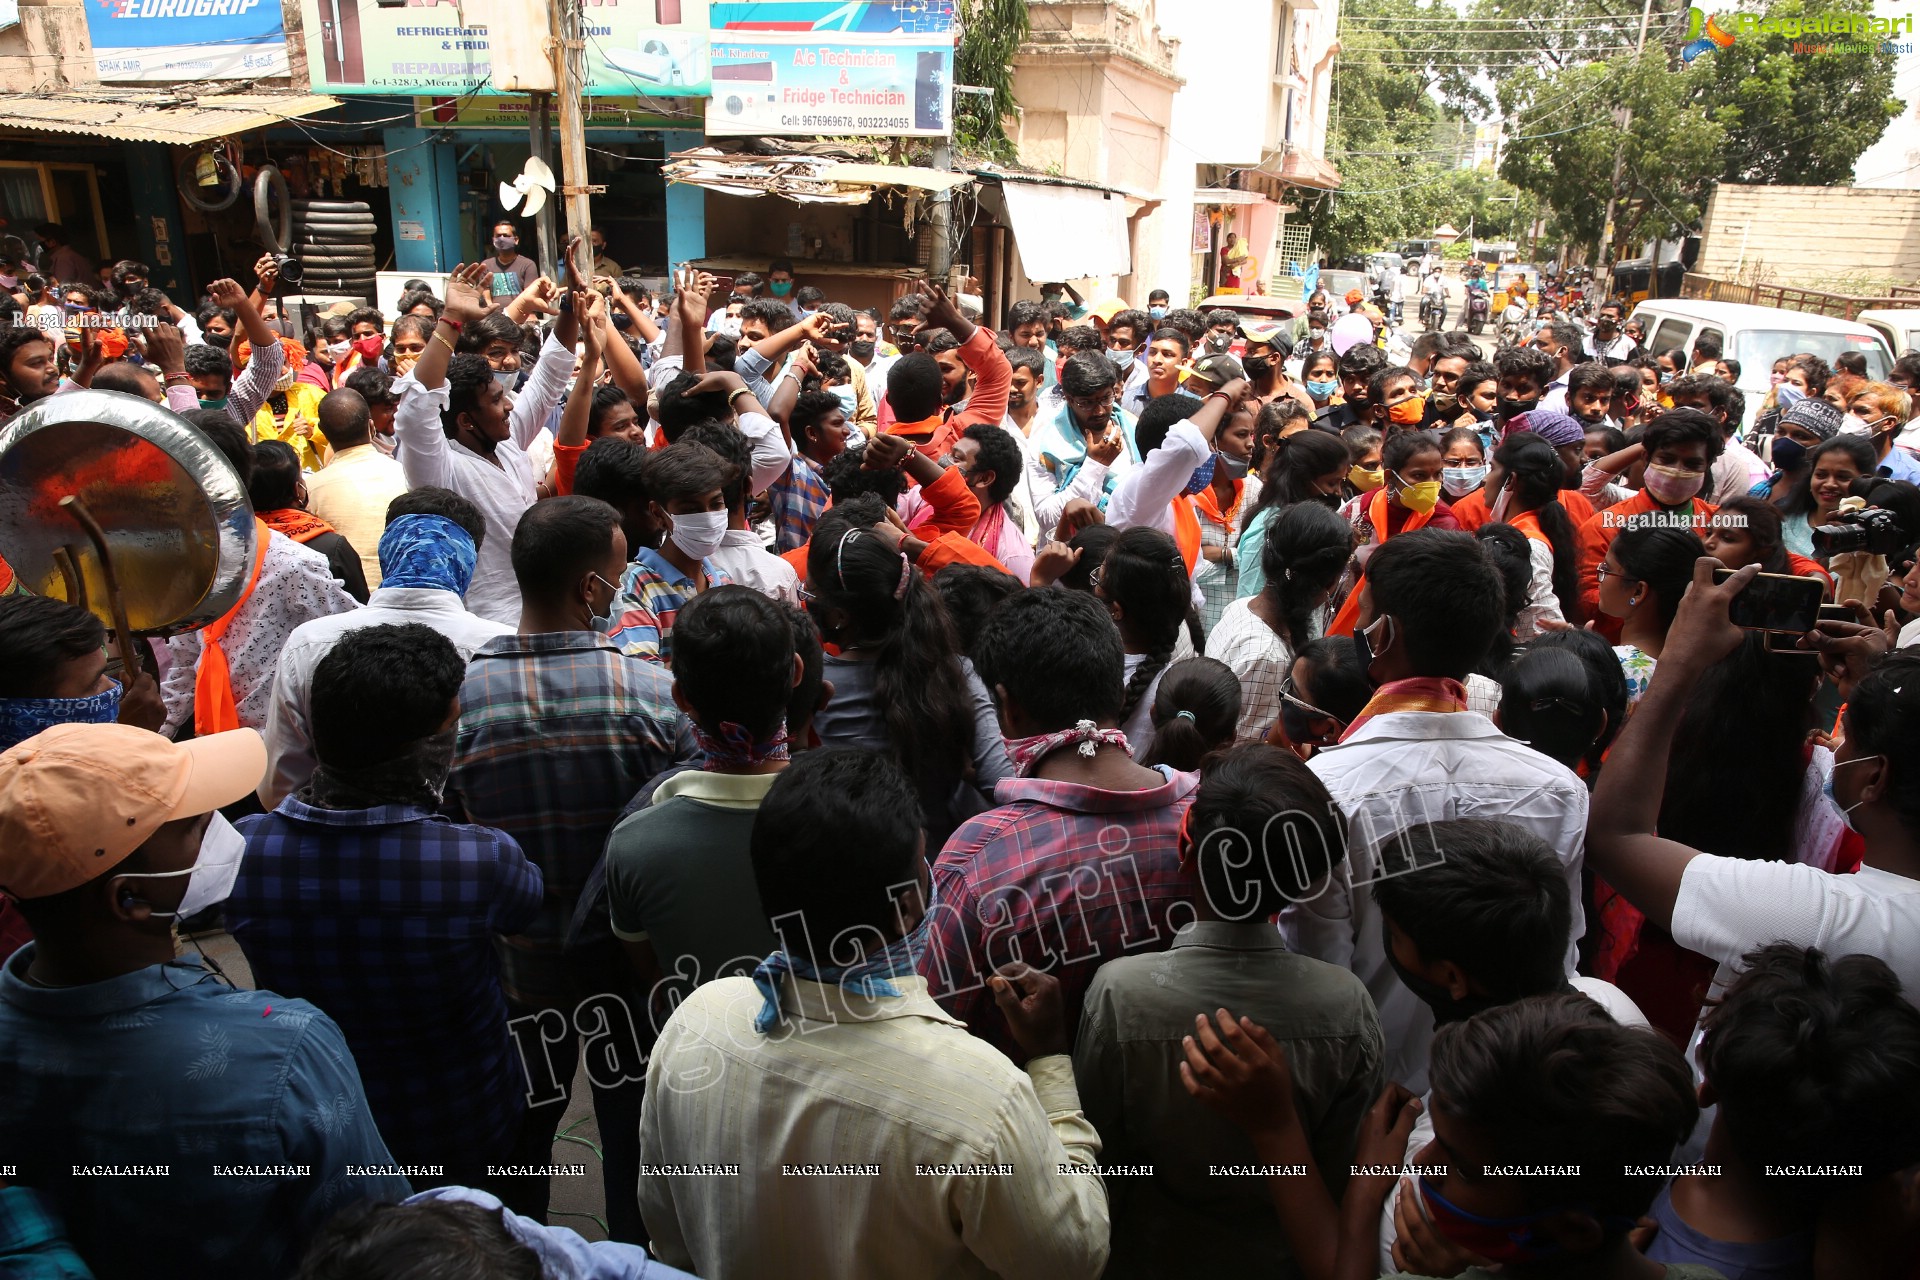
[705,0,954,138]
[86,0,289,82]
[301,0,712,97]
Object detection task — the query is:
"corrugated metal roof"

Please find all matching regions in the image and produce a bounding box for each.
[0,92,341,146]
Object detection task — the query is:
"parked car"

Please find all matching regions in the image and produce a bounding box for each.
[1856,307,1920,360]
[1317,269,1369,305]
[1626,299,1894,430]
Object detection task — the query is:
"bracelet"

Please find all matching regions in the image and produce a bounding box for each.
[430,330,456,355]
[163,371,193,385]
[438,316,463,332]
[1204,390,1233,408]
[729,386,754,406]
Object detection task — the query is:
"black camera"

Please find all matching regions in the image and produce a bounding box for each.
[272,252,304,287]
[1810,505,1908,558]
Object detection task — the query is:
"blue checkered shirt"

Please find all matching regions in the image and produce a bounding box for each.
[768,453,830,552]
[229,799,543,1168]
[450,630,684,1008]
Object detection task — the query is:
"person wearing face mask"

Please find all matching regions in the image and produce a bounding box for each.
[1328,430,1459,636]
[1282,529,1591,1095]
[481,219,538,301]
[1489,344,1553,445]
[1234,427,1351,601]
[450,494,680,1225]
[1585,300,1642,365]
[1575,408,1722,625]
[1843,380,1920,484]
[1299,349,1340,412]
[258,493,507,810]
[680,419,801,603]
[0,720,415,1280]
[1751,393,1841,504]
[230,621,542,1195]
[602,440,737,662]
[1487,433,1581,636]
[1367,365,1428,434]
[248,441,371,604]
[1146,287,1169,322]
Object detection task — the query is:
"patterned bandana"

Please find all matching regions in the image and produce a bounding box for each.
[1003,718,1132,776]
[378,514,478,595]
[1508,410,1585,447]
[0,680,122,753]
[752,931,924,1034]
[692,721,791,771]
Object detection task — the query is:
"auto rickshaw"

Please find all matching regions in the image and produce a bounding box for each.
[1492,278,1530,316]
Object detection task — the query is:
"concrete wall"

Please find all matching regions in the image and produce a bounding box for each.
[1697,183,1920,289]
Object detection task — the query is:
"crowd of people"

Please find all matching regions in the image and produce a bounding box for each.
[0,239,1919,1280]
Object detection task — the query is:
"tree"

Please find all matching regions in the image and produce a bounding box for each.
[952,0,1028,161]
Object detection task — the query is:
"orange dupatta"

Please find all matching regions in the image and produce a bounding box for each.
[1329,489,1436,636]
[193,518,270,736]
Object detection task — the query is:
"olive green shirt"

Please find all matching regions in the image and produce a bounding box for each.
[1073,920,1385,1280]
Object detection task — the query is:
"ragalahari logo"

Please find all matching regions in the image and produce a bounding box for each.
[1682,8,1737,61]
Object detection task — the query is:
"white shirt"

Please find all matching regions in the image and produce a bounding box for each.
[706,527,799,603]
[1588,332,1638,363]
[1205,597,1297,743]
[1710,436,1770,504]
[1515,536,1567,639]
[394,332,575,626]
[305,443,409,589]
[1284,710,1589,1092]
[160,531,360,736]
[257,587,511,808]
[1120,633,1196,761]
[1538,372,1570,415]
[1106,418,1209,613]
[637,973,1110,1280]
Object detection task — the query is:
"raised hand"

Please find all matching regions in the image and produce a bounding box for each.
[442,262,493,326]
[205,278,249,310]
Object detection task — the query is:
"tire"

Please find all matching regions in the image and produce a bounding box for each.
[291,199,371,214]
[295,246,376,261]
[300,267,377,282]
[294,213,378,231]
[254,166,292,254]
[179,152,243,213]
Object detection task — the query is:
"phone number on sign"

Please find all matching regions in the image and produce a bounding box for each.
[778,115,912,130]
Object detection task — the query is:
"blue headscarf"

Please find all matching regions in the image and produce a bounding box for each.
[0,681,122,753]
[751,931,924,1034]
[378,514,477,596]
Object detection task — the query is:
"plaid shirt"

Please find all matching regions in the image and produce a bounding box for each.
[916,768,1200,1060]
[768,453,830,552]
[229,799,543,1168]
[606,547,731,664]
[451,630,683,1007]
[0,1185,90,1280]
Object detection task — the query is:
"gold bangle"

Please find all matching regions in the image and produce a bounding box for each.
[430,330,456,355]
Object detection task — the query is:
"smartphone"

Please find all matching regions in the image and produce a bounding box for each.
[712,274,734,294]
[1715,567,1825,634]
[1764,604,1854,655]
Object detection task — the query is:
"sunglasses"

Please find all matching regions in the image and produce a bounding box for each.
[1279,675,1342,726]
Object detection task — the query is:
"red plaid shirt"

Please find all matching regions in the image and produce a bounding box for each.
[916,769,1200,1059]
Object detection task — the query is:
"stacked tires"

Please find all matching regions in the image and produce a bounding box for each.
[292,199,378,301]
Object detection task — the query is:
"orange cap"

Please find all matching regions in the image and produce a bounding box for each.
[0,723,266,900]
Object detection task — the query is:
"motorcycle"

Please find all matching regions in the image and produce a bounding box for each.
[1419,291,1447,330]
[1465,283,1490,335]
[1372,284,1402,329]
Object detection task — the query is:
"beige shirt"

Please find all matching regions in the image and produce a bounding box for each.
[305,443,409,588]
[637,973,1110,1280]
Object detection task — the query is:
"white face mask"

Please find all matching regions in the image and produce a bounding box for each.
[493,369,518,395]
[128,813,247,921]
[669,509,728,561]
[325,339,352,359]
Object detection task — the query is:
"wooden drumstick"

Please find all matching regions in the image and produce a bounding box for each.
[59,495,140,679]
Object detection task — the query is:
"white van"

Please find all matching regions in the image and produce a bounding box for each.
[1856,307,1920,360]
[1626,300,1894,431]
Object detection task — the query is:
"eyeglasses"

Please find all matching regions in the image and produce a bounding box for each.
[1594,563,1636,585]
[797,583,818,604]
[1279,675,1342,727]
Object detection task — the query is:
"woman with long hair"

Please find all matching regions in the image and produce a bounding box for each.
[1300,348,1340,411]
[1706,494,1833,594]
[1142,656,1240,772]
[1489,432,1582,634]
[1438,426,1488,504]
[1779,435,1877,561]
[1207,502,1354,743]
[1233,427,1348,601]
[1273,635,1370,758]
[1498,641,1619,780]
[1096,526,1196,760]
[1596,526,1708,703]
[805,498,1009,843]
[1194,401,1256,631]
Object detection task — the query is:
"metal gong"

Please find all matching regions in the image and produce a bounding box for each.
[0,390,256,637]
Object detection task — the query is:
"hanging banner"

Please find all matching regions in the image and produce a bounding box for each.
[705,0,954,138]
[86,0,289,83]
[299,0,712,97]
[414,95,691,129]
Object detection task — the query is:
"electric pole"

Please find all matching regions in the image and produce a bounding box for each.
[529,93,558,277]
[554,0,600,274]
[1600,0,1657,271]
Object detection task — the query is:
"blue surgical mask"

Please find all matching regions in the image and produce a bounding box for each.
[0,680,124,753]
[494,369,518,394]
[1109,348,1135,372]
[828,383,857,416]
[1776,383,1806,409]
[1305,378,1339,401]
[1441,464,1488,497]
[1181,451,1218,496]
[1149,306,1167,320]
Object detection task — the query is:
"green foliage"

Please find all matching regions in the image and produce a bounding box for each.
[952,0,1028,161]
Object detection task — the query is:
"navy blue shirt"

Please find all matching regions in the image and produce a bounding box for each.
[230,799,543,1170]
[0,948,408,1279]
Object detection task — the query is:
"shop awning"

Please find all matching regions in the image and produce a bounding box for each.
[996,178,1132,282]
[663,148,972,204]
[1195,187,1272,207]
[1275,151,1343,191]
[0,91,340,146]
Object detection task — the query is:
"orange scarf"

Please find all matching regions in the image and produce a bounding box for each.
[1340,677,1468,742]
[193,518,270,736]
[1329,489,1435,636]
[260,506,336,545]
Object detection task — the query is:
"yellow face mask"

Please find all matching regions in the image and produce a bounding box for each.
[1394,474,1443,514]
[1349,463,1384,492]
